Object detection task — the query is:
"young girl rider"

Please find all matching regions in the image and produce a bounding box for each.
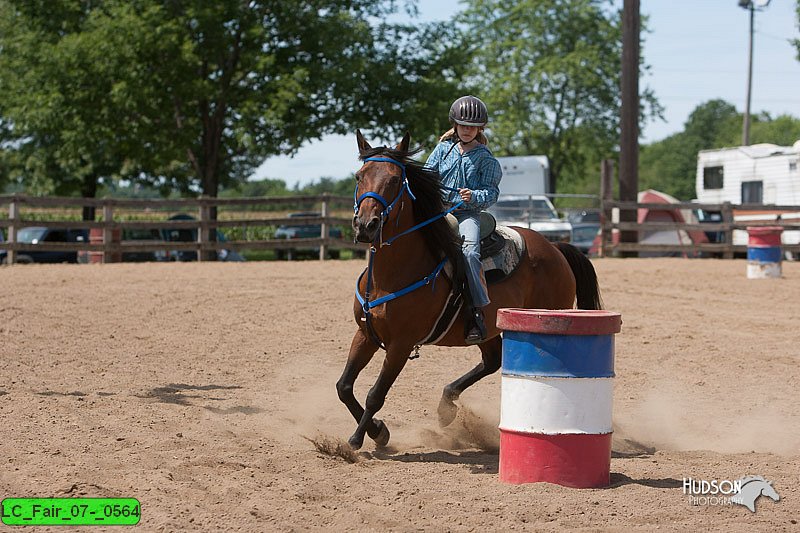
[425,95,502,344]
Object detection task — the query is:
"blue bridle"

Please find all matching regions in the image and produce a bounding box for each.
[354,157,416,223]
[354,156,462,248]
[353,155,463,351]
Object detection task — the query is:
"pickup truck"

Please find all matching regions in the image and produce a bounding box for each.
[487,195,572,243]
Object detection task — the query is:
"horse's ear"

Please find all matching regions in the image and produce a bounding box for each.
[396,131,411,153]
[356,129,371,155]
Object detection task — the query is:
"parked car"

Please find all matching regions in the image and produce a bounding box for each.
[274,212,344,260]
[487,195,572,242]
[571,222,601,255]
[161,214,245,262]
[567,209,601,224]
[121,228,170,262]
[0,226,88,264]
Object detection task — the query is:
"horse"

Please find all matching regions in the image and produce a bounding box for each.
[336,130,602,450]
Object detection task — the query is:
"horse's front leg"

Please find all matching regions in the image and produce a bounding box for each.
[348,343,412,450]
[438,335,502,427]
[336,329,389,443]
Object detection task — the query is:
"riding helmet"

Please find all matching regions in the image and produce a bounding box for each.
[449,95,488,127]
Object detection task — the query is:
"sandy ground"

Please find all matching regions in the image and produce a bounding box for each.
[0,257,798,532]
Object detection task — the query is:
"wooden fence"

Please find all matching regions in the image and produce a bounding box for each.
[4,194,800,263]
[600,200,800,258]
[0,194,365,264]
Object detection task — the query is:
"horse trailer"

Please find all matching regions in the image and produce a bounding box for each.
[696,142,800,206]
[696,141,800,255]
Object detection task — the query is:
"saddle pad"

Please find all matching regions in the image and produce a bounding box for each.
[482,225,525,277]
[442,225,525,282]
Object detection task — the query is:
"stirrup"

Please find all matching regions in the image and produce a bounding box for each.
[465,308,487,345]
[465,328,485,345]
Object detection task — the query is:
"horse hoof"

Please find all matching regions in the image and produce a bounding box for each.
[372,420,390,447]
[437,397,458,428]
[347,434,364,450]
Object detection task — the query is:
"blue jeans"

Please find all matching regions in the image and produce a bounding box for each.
[454,211,489,308]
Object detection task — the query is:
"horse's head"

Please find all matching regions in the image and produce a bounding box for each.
[761,481,780,502]
[352,130,412,243]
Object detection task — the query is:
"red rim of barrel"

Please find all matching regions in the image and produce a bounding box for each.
[746,226,784,235]
[496,308,622,335]
[746,226,783,247]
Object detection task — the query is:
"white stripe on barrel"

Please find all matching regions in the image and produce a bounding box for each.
[496,308,622,488]
[747,226,783,279]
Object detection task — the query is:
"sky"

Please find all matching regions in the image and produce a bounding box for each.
[253,0,800,188]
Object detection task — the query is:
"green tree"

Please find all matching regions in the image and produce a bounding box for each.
[639,100,738,199]
[795,1,800,60]
[716,114,800,148]
[0,0,169,214]
[221,178,289,199]
[0,1,467,216]
[459,0,660,193]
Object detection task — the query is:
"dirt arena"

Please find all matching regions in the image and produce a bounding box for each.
[1,257,798,531]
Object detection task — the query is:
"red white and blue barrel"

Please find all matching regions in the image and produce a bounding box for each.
[747,226,783,279]
[496,308,622,488]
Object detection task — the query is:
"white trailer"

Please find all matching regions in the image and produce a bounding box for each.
[696,142,800,205]
[496,155,551,196]
[696,141,800,253]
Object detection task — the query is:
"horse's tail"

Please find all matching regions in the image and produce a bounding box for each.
[555,242,603,310]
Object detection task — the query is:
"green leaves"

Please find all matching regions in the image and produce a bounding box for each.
[459,0,660,194]
[0,0,463,201]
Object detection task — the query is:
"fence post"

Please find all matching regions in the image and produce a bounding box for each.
[721,201,734,260]
[198,201,210,262]
[102,201,116,263]
[7,196,18,264]
[599,159,614,257]
[319,195,329,261]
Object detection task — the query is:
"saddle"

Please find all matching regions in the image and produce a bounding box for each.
[445,212,526,283]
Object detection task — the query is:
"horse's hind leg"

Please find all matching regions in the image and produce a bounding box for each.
[336,329,388,443]
[438,335,502,427]
[347,344,411,450]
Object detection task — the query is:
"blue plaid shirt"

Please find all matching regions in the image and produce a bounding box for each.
[425,140,502,212]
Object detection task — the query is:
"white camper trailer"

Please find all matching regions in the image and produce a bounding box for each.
[496,155,551,195]
[696,142,800,205]
[696,141,800,254]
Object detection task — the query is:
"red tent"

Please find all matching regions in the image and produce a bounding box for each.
[598,189,708,257]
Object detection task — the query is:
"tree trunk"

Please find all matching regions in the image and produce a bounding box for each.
[201,171,219,262]
[80,174,98,221]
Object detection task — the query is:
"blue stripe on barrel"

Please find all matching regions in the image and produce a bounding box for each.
[502,332,615,378]
[747,246,782,263]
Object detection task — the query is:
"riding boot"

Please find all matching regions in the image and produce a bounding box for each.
[465,307,487,345]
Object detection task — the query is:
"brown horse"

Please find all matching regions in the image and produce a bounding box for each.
[337,131,602,450]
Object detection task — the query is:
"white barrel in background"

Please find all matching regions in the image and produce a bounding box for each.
[747,226,783,279]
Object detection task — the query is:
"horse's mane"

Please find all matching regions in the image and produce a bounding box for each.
[359,145,463,279]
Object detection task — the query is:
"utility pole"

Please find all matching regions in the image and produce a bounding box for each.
[619,0,639,257]
[739,0,771,147]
